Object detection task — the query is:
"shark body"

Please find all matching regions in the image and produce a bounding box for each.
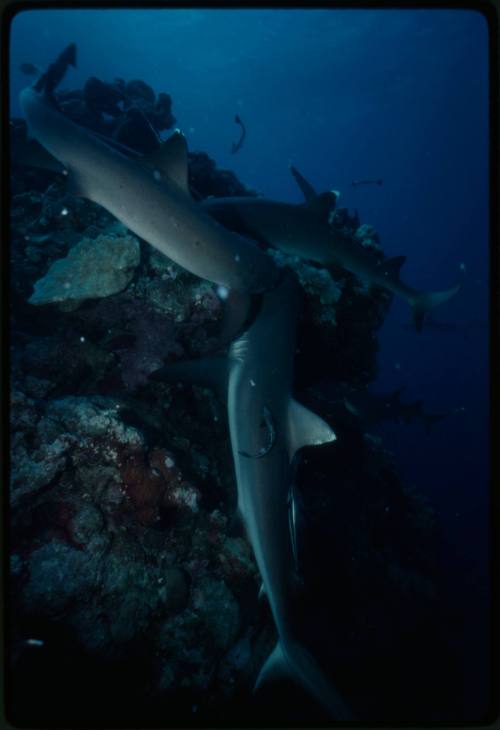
[227,274,353,718]
[19,49,278,295]
[201,194,460,331]
[154,275,353,718]
[19,46,352,718]
[17,60,459,331]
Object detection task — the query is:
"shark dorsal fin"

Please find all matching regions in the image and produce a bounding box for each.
[287,399,336,460]
[289,163,318,202]
[142,130,190,194]
[381,255,407,278]
[302,191,338,221]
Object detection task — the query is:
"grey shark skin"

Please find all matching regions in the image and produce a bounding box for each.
[226,274,353,719]
[202,194,460,331]
[21,47,350,717]
[152,276,353,718]
[19,50,278,294]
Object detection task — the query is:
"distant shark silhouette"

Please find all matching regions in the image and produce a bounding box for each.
[401,314,487,336]
[19,62,41,77]
[342,387,447,434]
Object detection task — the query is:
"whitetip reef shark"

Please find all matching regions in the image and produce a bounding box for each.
[19,44,278,296]
[19,45,354,718]
[226,274,353,718]
[18,56,460,331]
[201,168,461,331]
[152,274,354,720]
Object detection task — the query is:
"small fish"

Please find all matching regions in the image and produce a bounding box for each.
[20,62,41,76]
[231,114,246,155]
[351,178,383,188]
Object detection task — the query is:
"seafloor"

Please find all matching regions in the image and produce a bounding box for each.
[8,71,462,726]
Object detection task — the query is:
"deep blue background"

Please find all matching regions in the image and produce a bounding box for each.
[9,7,491,717]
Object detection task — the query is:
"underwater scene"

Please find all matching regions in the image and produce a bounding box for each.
[7,7,491,727]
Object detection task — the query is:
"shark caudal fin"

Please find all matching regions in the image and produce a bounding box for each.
[254,640,354,721]
[411,284,461,332]
[33,43,76,98]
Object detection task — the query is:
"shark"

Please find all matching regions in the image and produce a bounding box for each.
[17,55,459,331]
[18,44,279,296]
[19,46,353,718]
[342,387,448,434]
[401,314,488,337]
[152,274,354,719]
[201,170,460,331]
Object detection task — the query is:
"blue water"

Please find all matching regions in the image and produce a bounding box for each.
[9,7,491,720]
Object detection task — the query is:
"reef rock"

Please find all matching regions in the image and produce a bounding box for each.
[28,225,140,308]
[354,223,382,252]
[268,249,343,325]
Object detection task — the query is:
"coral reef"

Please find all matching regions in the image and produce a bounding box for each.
[28,224,140,308]
[8,74,452,726]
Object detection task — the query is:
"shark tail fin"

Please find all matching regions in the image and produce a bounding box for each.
[34,43,77,98]
[411,284,461,332]
[254,640,354,721]
[384,255,407,277]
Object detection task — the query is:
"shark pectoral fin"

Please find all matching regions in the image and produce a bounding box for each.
[150,356,228,403]
[287,399,336,460]
[142,130,190,194]
[411,283,461,332]
[302,191,338,221]
[381,255,407,277]
[12,138,65,173]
